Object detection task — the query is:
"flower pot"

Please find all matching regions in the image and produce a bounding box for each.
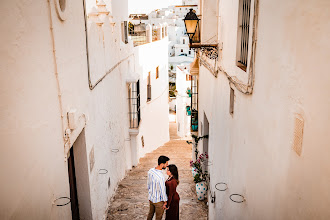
[192,167,198,177]
[196,181,207,201]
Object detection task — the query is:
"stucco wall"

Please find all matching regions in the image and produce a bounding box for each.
[0,0,169,219]
[176,66,191,137]
[133,38,170,158]
[197,0,330,219]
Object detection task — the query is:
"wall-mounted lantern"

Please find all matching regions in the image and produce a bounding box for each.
[183,9,218,59]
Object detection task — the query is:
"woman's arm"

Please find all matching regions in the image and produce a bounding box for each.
[166,180,176,208]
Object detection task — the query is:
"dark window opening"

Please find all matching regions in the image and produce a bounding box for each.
[230,87,234,115]
[147,72,151,101]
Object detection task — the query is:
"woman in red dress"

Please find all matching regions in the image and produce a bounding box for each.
[164,164,180,220]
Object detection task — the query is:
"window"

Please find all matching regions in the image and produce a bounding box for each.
[147,72,151,101]
[156,66,159,79]
[189,50,191,55]
[121,21,128,44]
[191,76,198,131]
[236,0,252,71]
[181,49,183,53]
[183,39,185,44]
[186,74,192,81]
[128,80,141,128]
[230,88,234,115]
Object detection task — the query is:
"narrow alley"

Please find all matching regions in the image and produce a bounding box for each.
[107,119,208,219]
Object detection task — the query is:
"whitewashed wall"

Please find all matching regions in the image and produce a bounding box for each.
[133,38,170,158]
[176,66,191,137]
[197,0,330,219]
[0,0,169,219]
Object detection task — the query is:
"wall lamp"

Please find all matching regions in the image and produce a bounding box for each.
[183,9,218,59]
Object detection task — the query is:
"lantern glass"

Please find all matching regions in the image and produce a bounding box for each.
[184,19,198,36]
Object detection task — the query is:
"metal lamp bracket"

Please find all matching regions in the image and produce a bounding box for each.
[190,44,218,60]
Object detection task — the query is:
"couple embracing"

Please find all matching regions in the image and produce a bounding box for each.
[147,156,180,220]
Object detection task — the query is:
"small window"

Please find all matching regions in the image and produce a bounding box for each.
[121,21,128,44]
[128,81,141,128]
[189,50,191,55]
[181,49,183,53]
[156,66,159,79]
[147,72,151,101]
[230,88,234,115]
[236,0,252,71]
[183,39,185,44]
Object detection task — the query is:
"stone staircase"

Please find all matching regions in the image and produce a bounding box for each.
[107,122,208,220]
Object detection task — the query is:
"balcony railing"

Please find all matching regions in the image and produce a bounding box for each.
[129,25,167,47]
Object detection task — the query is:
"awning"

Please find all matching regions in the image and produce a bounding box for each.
[190,56,199,75]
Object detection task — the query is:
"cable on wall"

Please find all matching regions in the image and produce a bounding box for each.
[199,0,259,95]
[46,0,69,148]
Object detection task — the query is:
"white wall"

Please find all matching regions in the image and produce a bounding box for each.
[176,66,191,137]
[0,0,169,219]
[197,0,330,219]
[133,38,170,158]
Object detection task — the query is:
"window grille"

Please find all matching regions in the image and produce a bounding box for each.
[147,72,151,101]
[191,76,198,132]
[237,0,251,70]
[128,80,141,128]
[122,21,128,44]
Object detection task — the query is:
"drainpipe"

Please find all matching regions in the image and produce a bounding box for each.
[82,0,93,90]
[46,0,70,152]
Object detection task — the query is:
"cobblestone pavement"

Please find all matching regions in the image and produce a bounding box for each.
[107,121,208,220]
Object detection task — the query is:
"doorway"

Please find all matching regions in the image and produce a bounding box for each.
[203,113,209,172]
[67,129,93,220]
[68,147,80,220]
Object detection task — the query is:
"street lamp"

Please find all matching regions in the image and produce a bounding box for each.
[183,9,218,59]
[183,9,200,44]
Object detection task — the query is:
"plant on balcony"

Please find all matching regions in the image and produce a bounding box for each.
[186,88,191,97]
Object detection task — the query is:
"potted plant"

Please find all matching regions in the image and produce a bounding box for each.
[186,88,191,97]
[190,153,209,200]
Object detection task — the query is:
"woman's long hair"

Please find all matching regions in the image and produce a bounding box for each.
[168,164,179,185]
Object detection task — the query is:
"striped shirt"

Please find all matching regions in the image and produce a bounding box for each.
[147,168,168,203]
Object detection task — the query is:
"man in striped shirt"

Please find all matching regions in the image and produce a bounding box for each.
[147,156,170,220]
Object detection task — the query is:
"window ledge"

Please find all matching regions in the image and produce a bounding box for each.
[129,128,139,136]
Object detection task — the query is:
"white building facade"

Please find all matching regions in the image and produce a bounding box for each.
[195,0,330,219]
[0,0,169,219]
[175,65,192,138]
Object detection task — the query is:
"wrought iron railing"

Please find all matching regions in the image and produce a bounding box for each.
[128,81,141,128]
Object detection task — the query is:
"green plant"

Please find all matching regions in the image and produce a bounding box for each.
[190,153,209,183]
[187,134,208,161]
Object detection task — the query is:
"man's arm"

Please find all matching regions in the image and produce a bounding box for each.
[147,171,151,191]
[159,178,168,202]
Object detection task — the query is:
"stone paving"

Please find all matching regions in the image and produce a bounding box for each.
[107,121,208,220]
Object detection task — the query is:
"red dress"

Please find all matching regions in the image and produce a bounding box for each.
[165,177,180,220]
